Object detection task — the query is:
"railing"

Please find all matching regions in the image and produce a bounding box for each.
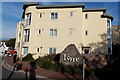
[21,20,31,28]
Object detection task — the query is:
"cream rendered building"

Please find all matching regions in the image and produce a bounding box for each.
[15,2,113,58]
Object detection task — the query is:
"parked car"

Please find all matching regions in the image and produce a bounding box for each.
[7,47,16,56]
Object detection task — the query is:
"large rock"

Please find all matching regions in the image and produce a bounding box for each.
[59,44,83,66]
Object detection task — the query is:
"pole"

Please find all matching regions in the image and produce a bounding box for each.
[83,59,85,80]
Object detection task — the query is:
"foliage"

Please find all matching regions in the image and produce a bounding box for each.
[88,70,98,80]
[22,53,34,62]
[112,43,120,57]
[35,57,54,70]
[35,55,82,75]
[6,38,16,48]
[43,54,58,61]
[94,44,120,80]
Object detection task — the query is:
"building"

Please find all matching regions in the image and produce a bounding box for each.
[15,2,113,58]
[0,42,9,54]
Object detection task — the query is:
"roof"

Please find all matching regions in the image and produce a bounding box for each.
[22,2,40,18]
[36,3,85,9]
[83,8,106,13]
[22,3,113,21]
[23,2,40,9]
[101,13,114,21]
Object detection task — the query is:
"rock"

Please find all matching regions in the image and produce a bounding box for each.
[59,44,83,66]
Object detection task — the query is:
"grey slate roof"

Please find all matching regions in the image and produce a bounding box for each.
[36,3,85,9]
[22,3,114,21]
[83,8,106,13]
[101,13,114,21]
[23,2,39,9]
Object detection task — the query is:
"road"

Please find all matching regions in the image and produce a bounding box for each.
[2,65,27,80]
[0,56,52,80]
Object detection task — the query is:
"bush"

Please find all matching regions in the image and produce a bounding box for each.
[22,53,34,62]
[35,54,83,75]
[43,54,58,61]
[35,57,54,70]
[65,65,82,75]
[88,71,98,80]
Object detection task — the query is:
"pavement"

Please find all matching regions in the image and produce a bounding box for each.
[1,56,82,80]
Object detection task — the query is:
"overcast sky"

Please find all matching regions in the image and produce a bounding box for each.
[1,2,119,40]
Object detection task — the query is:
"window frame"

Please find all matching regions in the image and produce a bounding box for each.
[36,48,40,53]
[85,14,88,19]
[49,48,56,54]
[85,30,88,35]
[39,13,43,18]
[70,11,73,17]
[23,47,28,55]
[24,29,30,42]
[69,28,75,36]
[51,12,58,20]
[25,13,31,25]
[50,29,57,37]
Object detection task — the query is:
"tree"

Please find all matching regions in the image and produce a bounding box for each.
[6,38,16,48]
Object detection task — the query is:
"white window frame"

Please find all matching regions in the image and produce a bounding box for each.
[36,48,40,53]
[50,29,57,37]
[37,29,43,35]
[107,19,112,54]
[23,47,28,55]
[49,48,56,54]
[85,14,88,19]
[51,12,58,20]
[69,28,75,36]
[25,13,31,25]
[24,29,30,42]
[70,11,73,17]
[85,30,88,35]
[39,13,43,18]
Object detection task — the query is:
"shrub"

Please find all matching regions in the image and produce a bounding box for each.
[43,54,58,61]
[88,71,98,80]
[35,55,83,75]
[35,57,54,70]
[66,65,82,75]
[22,53,34,62]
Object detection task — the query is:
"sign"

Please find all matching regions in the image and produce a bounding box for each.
[63,54,80,62]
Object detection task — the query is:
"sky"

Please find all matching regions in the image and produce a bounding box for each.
[1,2,119,40]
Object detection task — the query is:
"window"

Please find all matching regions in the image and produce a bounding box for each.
[85,14,88,19]
[107,19,112,54]
[107,19,111,38]
[37,29,43,35]
[51,12,58,19]
[23,47,28,55]
[24,29,30,42]
[85,30,88,35]
[82,47,90,54]
[107,20,111,28]
[38,30,41,34]
[39,13,43,18]
[36,48,40,53]
[26,13,31,25]
[70,11,73,16]
[49,48,56,54]
[69,28,75,36]
[50,29,57,36]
